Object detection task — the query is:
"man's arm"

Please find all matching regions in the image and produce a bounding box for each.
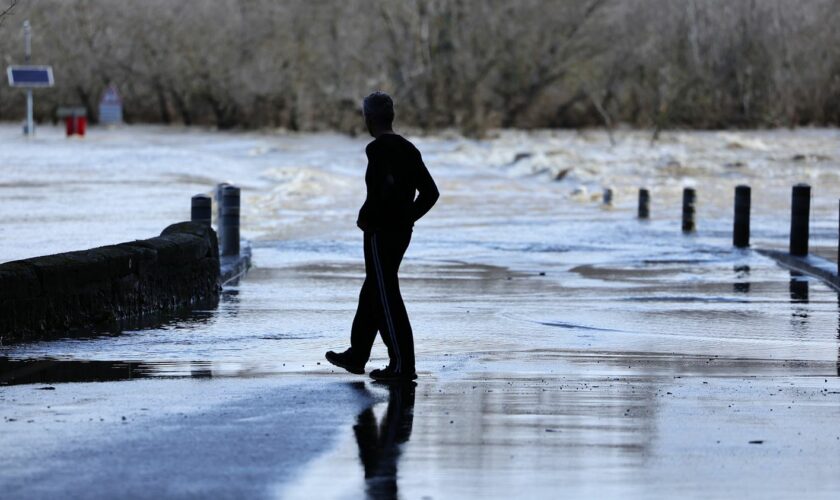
[411,150,439,222]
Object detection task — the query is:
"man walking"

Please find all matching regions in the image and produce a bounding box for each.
[326,92,439,381]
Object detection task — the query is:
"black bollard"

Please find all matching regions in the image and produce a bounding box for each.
[682,188,696,233]
[733,185,751,248]
[789,184,810,256]
[215,182,230,241]
[638,188,650,219]
[221,185,240,257]
[191,194,212,227]
[603,188,613,206]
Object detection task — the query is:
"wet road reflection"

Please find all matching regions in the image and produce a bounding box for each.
[789,272,810,337]
[789,272,810,303]
[0,358,154,385]
[0,358,215,385]
[733,264,750,294]
[220,287,242,318]
[353,381,415,500]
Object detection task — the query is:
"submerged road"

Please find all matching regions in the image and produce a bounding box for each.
[2,125,840,498]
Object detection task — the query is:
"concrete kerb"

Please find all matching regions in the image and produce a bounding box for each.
[756,249,840,292]
[220,239,252,286]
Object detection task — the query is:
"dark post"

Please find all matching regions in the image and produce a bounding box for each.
[603,188,613,206]
[682,188,696,233]
[733,185,751,248]
[221,185,240,257]
[215,182,230,241]
[789,183,810,256]
[638,188,650,219]
[191,194,212,227]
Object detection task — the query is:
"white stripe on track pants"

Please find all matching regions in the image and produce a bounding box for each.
[350,229,415,374]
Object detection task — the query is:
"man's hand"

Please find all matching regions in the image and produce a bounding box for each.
[356,218,369,232]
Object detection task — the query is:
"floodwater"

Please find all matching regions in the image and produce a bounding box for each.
[1,125,840,498]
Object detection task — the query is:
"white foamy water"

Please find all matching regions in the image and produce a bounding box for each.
[2,125,838,253]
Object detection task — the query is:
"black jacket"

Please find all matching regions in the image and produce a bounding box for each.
[357,134,439,231]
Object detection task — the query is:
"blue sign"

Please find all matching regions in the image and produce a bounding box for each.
[6,65,54,87]
[99,84,123,125]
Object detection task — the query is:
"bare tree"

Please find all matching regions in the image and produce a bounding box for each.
[1,0,839,134]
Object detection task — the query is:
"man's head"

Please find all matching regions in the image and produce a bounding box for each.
[363,91,394,137]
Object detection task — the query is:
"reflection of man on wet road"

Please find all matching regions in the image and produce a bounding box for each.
[326,92,439,381]
[353,382,416,498]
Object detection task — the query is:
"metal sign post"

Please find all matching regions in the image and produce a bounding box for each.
[6,20,54,137]
[24,20,32,136]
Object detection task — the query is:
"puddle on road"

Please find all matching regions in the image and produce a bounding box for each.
[282,369,840,499]
[0,356,354,386]
[0,358,214,386]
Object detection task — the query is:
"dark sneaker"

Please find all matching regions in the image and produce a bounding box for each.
[325,349,365,375]
[369,365,417,381]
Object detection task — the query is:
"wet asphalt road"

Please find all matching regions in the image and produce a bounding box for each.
[1,378,378,499]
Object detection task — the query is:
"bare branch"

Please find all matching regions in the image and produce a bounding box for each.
[0,0,18,27]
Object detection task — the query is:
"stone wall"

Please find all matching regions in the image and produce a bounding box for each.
[0,222,220,344]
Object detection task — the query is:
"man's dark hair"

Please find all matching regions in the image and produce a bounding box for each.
[363,91,394,126]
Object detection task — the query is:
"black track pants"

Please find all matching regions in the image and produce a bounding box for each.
[351,229,415,374]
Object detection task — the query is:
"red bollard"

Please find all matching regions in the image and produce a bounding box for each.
[75,116,87,136]
[58,107,87,137]
[64,116,75,136]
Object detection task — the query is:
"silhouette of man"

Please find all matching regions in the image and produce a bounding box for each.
[326,92,439,381]
[353,382,416,498]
